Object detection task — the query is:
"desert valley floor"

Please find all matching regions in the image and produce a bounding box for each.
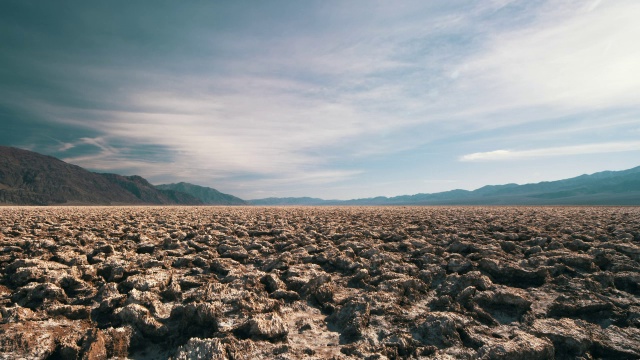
[1,206,639,359]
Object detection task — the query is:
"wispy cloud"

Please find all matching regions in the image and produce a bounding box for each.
[2,1,640,198]
[459,0,640,112]
[460,141,640,162]
[16,2,487,181]
[59,137,172,175]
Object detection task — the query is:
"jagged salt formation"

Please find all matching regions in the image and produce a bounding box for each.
[0,206,639,359]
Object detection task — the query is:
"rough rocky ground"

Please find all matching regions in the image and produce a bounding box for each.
[0,206,639,359]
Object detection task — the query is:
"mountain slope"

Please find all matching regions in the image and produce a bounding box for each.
[249,166,640,206]
[0,146,201,205]
[155,182,246,205]
[99,174,202,205]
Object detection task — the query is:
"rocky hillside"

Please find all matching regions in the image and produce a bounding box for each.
[0,146,201,205]
[156,182,246,205]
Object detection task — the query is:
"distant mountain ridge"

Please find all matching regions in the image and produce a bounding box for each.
[0,146,201,205]
[248,197,327,206]
[3,145,639,206]
[249,166,640,206]
[155,182,246,205]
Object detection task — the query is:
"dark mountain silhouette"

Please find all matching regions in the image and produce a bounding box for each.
[249,166,640,205]
[99,174,202,205]
[0,146,201,205]
[155,182,246,205]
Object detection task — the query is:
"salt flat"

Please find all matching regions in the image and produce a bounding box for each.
[1,206,639,359]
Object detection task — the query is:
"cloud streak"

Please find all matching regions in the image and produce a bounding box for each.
[460,141,640,162]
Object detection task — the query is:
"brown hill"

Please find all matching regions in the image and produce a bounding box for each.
[0,146,201,205]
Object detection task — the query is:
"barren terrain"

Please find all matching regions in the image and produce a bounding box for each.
[1,206,639,359]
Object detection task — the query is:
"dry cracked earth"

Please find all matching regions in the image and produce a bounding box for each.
[1,206,639,359]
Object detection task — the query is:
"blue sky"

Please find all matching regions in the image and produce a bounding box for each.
[1,0,639,200]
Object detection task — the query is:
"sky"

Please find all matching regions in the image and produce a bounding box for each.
[1,0,639,200]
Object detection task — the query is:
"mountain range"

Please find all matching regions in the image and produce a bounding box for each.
[156,182,246,205]
[1,145,639,205]
[249,166,640,205]
[1,146,211,205]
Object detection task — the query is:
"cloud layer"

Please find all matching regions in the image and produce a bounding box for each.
[1,0,639,199]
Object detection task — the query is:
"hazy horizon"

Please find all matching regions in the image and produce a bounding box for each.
[156,164,639,201]
[2,1,639,200]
